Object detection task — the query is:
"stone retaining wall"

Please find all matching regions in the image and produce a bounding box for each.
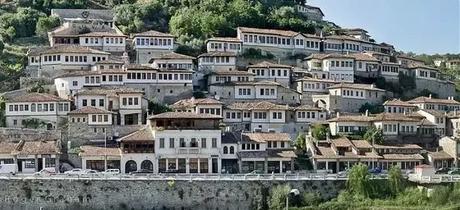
[0,179,345,210]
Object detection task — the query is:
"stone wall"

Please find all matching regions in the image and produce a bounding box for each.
[0,179,345,210]
[0,128,61,142]
[66,124,144,147]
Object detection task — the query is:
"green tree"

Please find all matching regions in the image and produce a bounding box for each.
[148,100,172,115]
[311,124,328,140]
[388,165,405,196]
[359,103,384,114]
[0,7,46,39]
[346,163,372,198]
[363,126,384,145]
[295,133,306,150]
[36,16,60,37]
[0,39,4,55]
[269,184,291,210]
[0,96,6,127]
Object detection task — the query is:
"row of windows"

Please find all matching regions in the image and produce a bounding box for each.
[222,146,235,154]
[295,39,320,48]
[84,37,124,45]
[241,143,260,150]
[330,73,353,81]
[330,60,354,68]
[304,82,331,90]
[136,38,173,46]
[386,106,412,113]
[267,141,286,148]
[251,69,288,77]
[99,65,122,70]
[84,75,124,85]
[71,117,86,123]
[260,88,275,96]
[159,138,217,148]
[122,97,140,106]
[238,88,252,96]
[200,56,232,63]
[157,63,193,70]
[342,89,365,97]
[91,114,109,123]
[126,72,192,81]
[9,103,68,112]
[199,108,221,115]
[215,76,250,82]
[338,126,367,133]
[82,99,105,107]
[382,65,399,73]
[419,70,437,78]
[209,43,241,50]
[297,111,317,119]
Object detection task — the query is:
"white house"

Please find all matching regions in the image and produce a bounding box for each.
[149,112,223,174]
[247,61,293,87]
[171,97,223,116]
[383,99,418,114]
[51,9,114,27]
[304,53,355,83]
[295,4,324,21]
[5,92,71,129]
[206,37,242,54]
[408,96,460,111]
[150,52,194,70]
[198,51,237,72]
[27,45,110,78]
[132,30,175,64]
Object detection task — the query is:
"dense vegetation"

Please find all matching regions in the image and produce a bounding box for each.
[268,164,460,210]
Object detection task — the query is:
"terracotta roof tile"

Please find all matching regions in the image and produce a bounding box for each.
[154,52,195,60]
[242,132,291,143]
[383,99,417,107]
[408,96,460,105]
[149,112,222,120]
[305,53,354,60]
[248,61,292,69]
[12,140,60,156]
[209,70,254,76]
[382,154,424,160]
[171,98,222,109]
[206,37,242,43]
[132,30,174,37]
[28,45,110,56]
[349,53,379,62]
[79,146,121,157]
[238,27,299,37]
[328,83,385,91]
[198,51,237,57]
[118,127,153,142]
[428,151,454,160]
[68,107,114,115]
[7,93,68,103]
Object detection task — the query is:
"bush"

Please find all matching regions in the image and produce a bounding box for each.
[269,185,290,210]
[359,102,384,114]
[346,164,372,198]
[301,192,321,206]
[242,48,275,59]
[311,124,329,140]
[36,16,60,38]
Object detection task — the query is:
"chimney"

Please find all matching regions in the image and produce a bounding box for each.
[429,94,432,99]
[336,112,340,118]
[365,109,369,116]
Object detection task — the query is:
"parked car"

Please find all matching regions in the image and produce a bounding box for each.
[34,168,57,176]
[368,167,382,174]
[448,169,460,175]
[130,169,153,175]
[84,170,99,175]
[436,167,450,174]
[64,168,85,176]
[0,164,18,175]
[101,169,120,176]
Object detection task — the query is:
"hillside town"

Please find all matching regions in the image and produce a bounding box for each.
[0,1,459,179]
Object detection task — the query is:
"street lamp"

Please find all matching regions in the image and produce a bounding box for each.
[286,188,300,210]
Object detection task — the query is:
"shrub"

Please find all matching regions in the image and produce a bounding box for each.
[269,185,290,210]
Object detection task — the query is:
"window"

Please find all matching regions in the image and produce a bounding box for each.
[230,146,234,154]
[160,138,165,148]
[201,138,207,148]
[223,146,228,154]
[169,138,175,148]
[91,99,96,106]
[212,138,217,148]
[99,99,104,107]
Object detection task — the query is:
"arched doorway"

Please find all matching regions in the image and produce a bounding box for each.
[46,123,53,130]
[125,160,137,173]
[140,160,153,172]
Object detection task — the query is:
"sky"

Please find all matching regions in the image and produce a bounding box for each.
[309,0,460,55]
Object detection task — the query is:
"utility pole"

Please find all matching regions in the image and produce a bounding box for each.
[104,128,107,172]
